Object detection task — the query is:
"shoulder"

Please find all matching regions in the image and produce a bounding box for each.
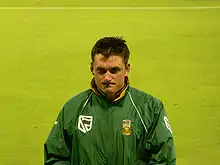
[127,86,164,117]
[128,86,163,106]
[64,89,92,109]
[60,89,93,117]
[54,89,93,131]
[64,89,92,108]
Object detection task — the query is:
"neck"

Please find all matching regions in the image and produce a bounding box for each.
[97,85,126,102]
[90,77,129,102]
[105,92,118,101]
[96,87,118,101]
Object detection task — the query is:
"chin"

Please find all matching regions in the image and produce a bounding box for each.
[103,88,114,93]
[103,88,115,94]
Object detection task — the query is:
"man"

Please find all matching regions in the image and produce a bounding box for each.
[44,37,176,165]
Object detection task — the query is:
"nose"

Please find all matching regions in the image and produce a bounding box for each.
[104,72,112,82]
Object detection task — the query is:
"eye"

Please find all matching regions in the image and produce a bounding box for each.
[96,67,106,75]
[110,67,121,74]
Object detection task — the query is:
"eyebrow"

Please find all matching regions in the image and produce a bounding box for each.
[110,67,121,71]
[95,66,121,70]
[96,67,106,70]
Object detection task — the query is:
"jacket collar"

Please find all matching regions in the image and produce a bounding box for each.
[90,77,129,102]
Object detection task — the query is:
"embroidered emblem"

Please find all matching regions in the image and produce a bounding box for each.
[122,120,132,135]
[78,115,93,133]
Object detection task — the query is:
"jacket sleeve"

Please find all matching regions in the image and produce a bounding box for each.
[44,108,71,165]
[139,100,176,165]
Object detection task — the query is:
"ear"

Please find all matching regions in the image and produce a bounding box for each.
[125,63,130,76]
[90,62,94,75]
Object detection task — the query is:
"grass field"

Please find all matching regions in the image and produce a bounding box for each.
[0,0,220,165]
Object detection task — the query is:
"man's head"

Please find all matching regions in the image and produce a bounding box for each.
[91,36,130,101]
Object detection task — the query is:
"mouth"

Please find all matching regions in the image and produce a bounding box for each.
[103,83,115,87]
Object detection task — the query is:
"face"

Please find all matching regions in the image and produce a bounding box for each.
[91,54,130,100]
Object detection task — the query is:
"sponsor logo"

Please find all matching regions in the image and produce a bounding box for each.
[78,115,93,133]
[122,119,132,135]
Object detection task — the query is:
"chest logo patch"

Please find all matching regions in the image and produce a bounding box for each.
[122,119,132,135]
[78,115,93,133]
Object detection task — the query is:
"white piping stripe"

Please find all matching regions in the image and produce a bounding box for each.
[127,91,148,133]
[82,92,93,109]
[0,6,220,11]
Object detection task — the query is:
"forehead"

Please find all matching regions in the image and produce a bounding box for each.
[93,54,124,67]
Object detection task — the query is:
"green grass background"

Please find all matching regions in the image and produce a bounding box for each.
[0,0,220,165]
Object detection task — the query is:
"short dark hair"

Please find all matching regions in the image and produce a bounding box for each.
[91,36,130,64]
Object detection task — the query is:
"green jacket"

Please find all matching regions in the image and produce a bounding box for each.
[44,86,176,165]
